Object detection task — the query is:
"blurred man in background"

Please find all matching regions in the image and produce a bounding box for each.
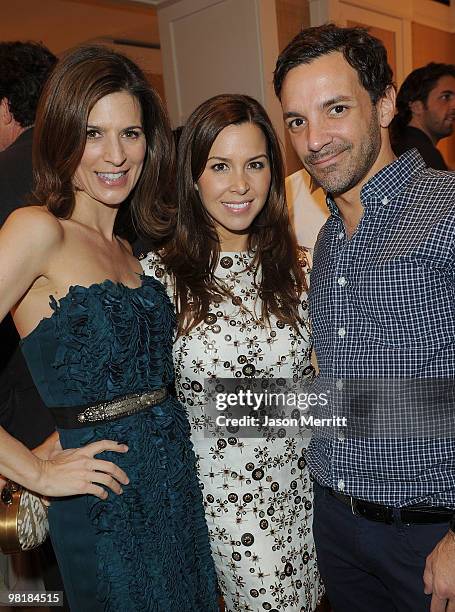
[390,62,455,170]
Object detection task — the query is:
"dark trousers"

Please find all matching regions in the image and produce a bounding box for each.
[313,481,450,612]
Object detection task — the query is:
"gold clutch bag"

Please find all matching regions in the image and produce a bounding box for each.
[0,481,48,554]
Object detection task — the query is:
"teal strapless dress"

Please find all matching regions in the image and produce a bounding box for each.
[20,276,218,612]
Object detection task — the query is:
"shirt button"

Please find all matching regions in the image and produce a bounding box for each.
[382,196,389,205]
[336,379,343,390]
[338,327,346,338]
[338,479,345,491]
[338,231,344,240]
[337,277,348,287]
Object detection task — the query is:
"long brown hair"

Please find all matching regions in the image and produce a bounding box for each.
[160,94,307,336]
[33,45,174,242]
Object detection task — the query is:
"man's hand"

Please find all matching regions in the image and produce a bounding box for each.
[424,530,455,612]
[0,475,6,495]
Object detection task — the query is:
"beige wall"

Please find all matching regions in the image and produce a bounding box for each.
[275,0,311,174]
[412,22,455,68]
[0,0,159,54]
[412,22,455,168]
[0,0,163,96]
[158,0,273,129]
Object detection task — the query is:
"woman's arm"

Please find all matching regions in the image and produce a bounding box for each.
[0,208,129,499]
[0,427,129,498]
[0,207,63,321]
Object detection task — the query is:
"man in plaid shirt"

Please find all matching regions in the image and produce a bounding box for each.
[274,24,455,612]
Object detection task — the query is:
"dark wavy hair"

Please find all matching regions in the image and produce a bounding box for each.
[389,62,455,141]
[159,93,307,336]
[274,23,393,104]
[33,45,174,241]
[0,41,56,128]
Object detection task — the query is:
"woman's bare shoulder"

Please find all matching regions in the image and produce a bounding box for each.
[3,206,64,248]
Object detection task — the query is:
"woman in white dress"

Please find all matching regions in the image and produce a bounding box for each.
[142,94,323,611]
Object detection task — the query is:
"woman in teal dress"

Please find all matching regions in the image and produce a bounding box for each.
[0,46,217,611]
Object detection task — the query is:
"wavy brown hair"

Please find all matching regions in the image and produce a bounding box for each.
[160,94,307,336]
[33,45,174,242]
[274,24,393,104]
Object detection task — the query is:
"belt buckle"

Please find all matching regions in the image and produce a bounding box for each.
[350,496,359,517]
[368,504,394,524]
[350,497,394,524]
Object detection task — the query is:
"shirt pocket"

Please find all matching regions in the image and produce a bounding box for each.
[353,257,453,348]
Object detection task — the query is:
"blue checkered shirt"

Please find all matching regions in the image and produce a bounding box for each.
[307,150,455,507]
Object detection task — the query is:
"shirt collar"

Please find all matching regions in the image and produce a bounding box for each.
[325,149,426,217]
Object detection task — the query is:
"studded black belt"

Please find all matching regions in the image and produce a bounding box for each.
[50,388,168,429]
[329,488,454,525]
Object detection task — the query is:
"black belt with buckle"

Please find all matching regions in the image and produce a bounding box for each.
[329,489,454,525]
[50,388,168,429]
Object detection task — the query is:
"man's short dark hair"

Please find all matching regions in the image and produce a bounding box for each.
[390,62,455,136]
[274,23,393,104]
[0,41,57,128]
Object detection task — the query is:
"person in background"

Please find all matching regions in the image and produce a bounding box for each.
[0,45,217,611]
[389,62,455,170]
[0,40,57,449]
[0,42,57,222]
[274,24,455,612]
[285,168,328,252]
[143,93,323,612]
[0,40,62,605]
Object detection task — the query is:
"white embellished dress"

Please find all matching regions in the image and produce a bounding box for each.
[142,250,323,612]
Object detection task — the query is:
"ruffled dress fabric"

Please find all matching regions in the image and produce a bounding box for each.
[20,277,218,612]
